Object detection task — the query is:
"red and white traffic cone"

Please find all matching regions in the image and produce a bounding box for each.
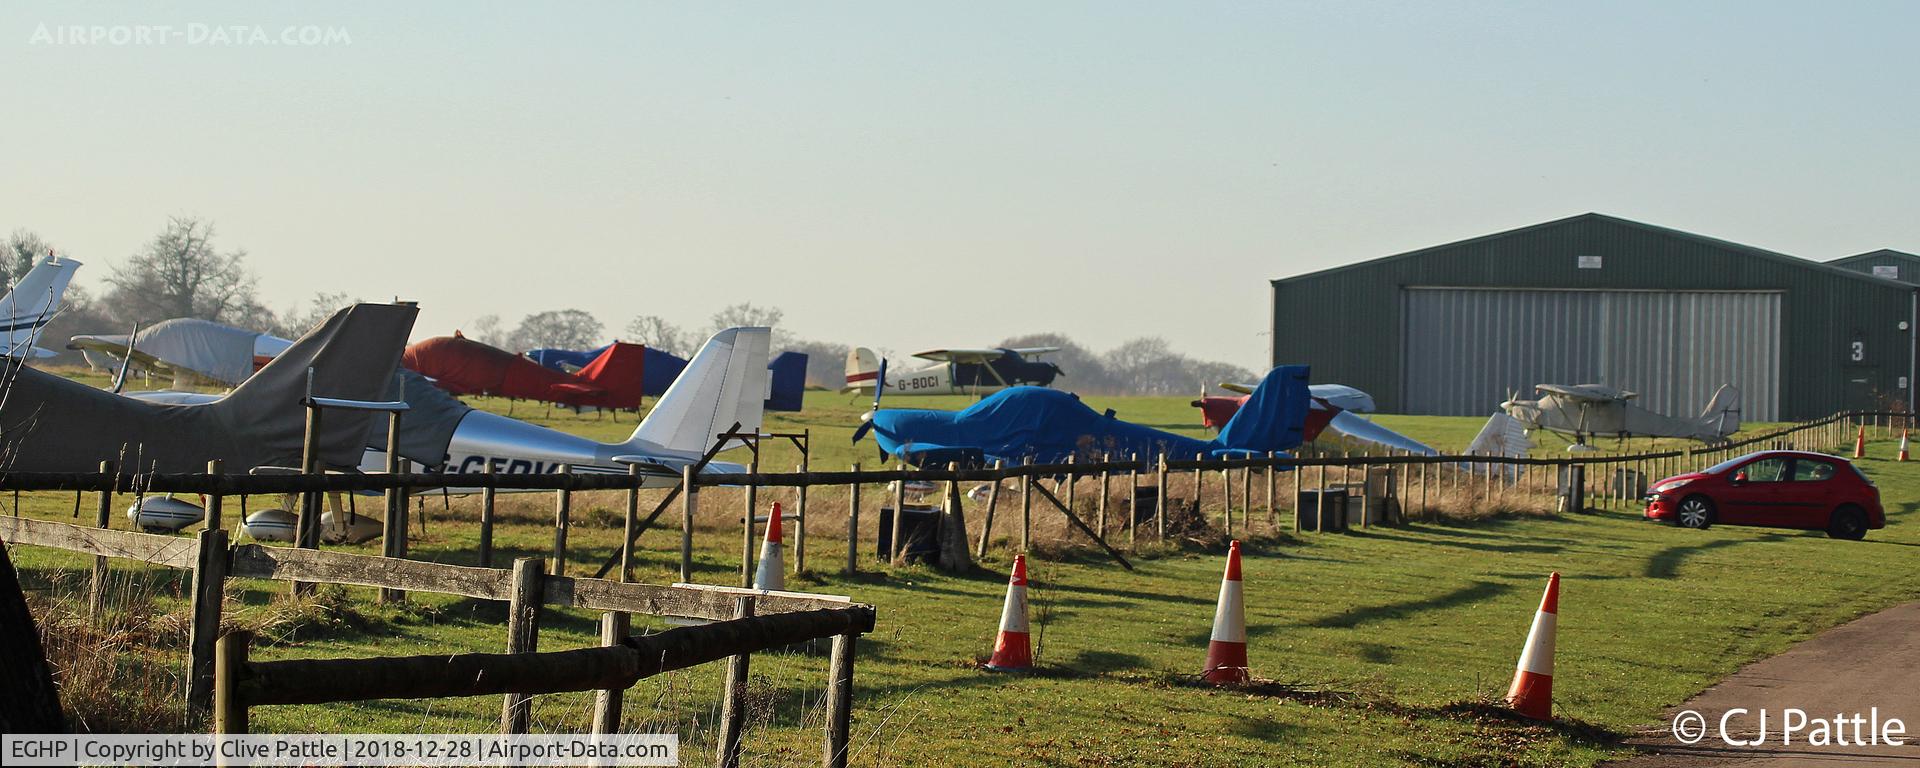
[1202,541,1249,685]
[1898,430,1909,462]
[752,502,785,591]
[1854,426,1867,459]
[1506,572,1560,720]
[985,555,1031,671]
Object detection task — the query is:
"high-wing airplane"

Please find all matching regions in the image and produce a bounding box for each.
[844,346,1062,396]
[1,254,82,359]
[69,317,293,387]
[854,365,1311,467]
[1501,383,1742,446]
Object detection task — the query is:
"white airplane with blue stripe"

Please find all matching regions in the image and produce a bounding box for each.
[0,254,81,359]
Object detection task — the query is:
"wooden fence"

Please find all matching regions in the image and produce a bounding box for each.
[0,514,872,768]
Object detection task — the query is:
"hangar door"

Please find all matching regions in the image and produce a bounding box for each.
[1401,288,1781,421]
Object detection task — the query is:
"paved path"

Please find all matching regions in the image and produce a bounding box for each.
[1609,601,1920,766]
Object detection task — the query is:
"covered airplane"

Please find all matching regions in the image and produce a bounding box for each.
[844,346,1062,396]
[69,317,293,387]
[854,365,1311,467]
[1501,383,1741,446]
[0,303,415,473]
[1,254,82,359]
[527,344,809,412]
[1193,383,1436,456]
[404,334,647,410]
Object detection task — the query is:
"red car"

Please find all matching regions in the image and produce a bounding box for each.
[1643,450,1885,540]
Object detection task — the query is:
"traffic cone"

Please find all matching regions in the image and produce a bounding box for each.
[1506,572,1560,720]
[1899,430,1910,462]
[752,502,785,591]
[1202,541,1249,685]
[1854,426,1867,459]
[985,555,1031,671]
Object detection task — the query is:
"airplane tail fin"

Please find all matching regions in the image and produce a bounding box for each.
[844,347,881,391]
[0,255,81,358]
[767,351,807,411]
[573,342,648,410]
[215,303,419,469]
[625,327,770,455]
[1215,365,1312,454]
[1697,385,1742,439]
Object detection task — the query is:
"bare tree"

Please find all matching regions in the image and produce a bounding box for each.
[624,314,691,357]
[507,309,603,351]
[4,230,53,286]
[103,217,260,326]
[708,302,785,346]
[466,314,506,348]
[269,291,357,338]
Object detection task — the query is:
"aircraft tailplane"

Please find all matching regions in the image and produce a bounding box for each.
[843,346,881,391]
[0,255,81,358]
[1696,384,1742,439]
[625,327,770,456]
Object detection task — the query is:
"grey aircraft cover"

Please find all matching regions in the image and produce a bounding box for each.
[0,303,417,473]
[382,368,474,468]
[78,317,268,386]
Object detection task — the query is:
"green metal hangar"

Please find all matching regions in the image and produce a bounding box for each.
[1269,213,1916,421]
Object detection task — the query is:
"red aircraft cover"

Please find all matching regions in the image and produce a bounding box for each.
[404,333,609,407]
[569,342,647,410]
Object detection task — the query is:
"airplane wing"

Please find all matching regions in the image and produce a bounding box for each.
[1536,383,1635,402]
[1219,382,1256,395]
[1323,411,1435,455]
[912,348,1007,364]
[1007,346,1060,357]
[66,334,181,377]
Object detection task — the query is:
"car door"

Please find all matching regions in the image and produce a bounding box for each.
[1783,458,1840,529]
[1717,457,1791,526]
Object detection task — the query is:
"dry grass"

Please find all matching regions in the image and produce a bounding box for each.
[27,572,187,733]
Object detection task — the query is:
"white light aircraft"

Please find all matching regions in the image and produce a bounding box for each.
[844,346,1062,396]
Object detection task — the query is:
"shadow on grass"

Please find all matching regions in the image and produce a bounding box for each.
[1353,529,1565,555]
[1303,580,1515,629]
[1642,532,1786,578]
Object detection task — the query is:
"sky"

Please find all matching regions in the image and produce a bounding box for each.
[3,1,1915,370]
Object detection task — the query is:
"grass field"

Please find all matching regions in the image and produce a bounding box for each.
[9,381,1918,766]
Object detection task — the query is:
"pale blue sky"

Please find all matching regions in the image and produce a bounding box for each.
[4,2,1914,369]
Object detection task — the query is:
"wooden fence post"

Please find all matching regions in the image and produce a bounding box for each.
[1020,463,1033,552]
[1095,454,1110,538]
[213,629,251,735]
[205,459,224,531]
[824,632,857,768]
[479,464,497,568]
[380,414,407,603]
[976,460,1003,559]
[1065,456,1077,512]
[590,609,630,734]
[185,526,229,726]
[617,464,641,583]
[795,432,810,574]
[891,462,907,564]
[846,464,861,574]
[552,465,572,577]
[1313,461,1327,533]
[1126,453,1139,549]
[743,453,759,587]
[88,460,113,616]
[681,465,698,583]
[1265,453,1277,529]
[501,557,545,735]
[1155,454,1168,541]
[715,596,755,768]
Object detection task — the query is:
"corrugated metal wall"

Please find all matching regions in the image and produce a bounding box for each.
[1401,289,1781,420]
[1271,214,1915,419]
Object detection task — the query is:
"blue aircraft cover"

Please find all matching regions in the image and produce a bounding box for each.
[767,351,807,412]
[858,365,1310,466]
[526,344,608,372]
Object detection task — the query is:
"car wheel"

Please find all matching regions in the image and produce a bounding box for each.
[1676,495,1715,530]
[1827,506,1869,541]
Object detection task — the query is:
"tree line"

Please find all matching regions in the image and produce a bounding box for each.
[9,218,1256,395]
